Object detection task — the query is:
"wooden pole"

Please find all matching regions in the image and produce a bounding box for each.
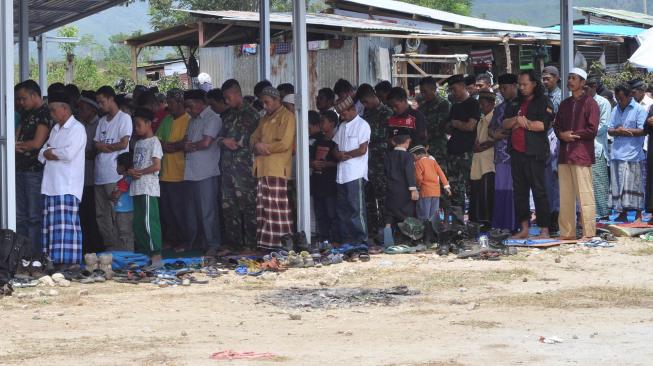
[131,46,139,82]
[503,37,512,73]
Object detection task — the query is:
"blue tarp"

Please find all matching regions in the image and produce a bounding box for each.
[548,24,646,37]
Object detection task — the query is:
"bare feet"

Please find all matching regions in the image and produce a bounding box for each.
[511,230,529,239]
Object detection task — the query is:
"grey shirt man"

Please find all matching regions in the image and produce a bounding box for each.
[184,106,222,181]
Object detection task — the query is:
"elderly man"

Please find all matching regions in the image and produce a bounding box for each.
[553,68,599,240]
[183,89,222,257]
[585,78,613,219]
[156,89,190,251]
[250,87,296,250]
[609,83,647,222]
[39,91,87,267]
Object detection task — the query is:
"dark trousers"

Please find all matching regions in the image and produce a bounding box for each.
[186,176,221,250]
[16,171,43,259]
[470,172,495,224]
[160,181,188,246]
[511,152,550,228]
[80,185,103,253]
[313,194,338,242]
[337,178,368,243]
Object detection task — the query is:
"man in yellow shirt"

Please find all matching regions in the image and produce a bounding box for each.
[156,89,191,251]
[250,87,296,250]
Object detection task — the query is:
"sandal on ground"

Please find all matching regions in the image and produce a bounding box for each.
[358,253,371,262]
[383,245,416,254]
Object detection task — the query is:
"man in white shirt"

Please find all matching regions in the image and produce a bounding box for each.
[39,91,87,267]
[94,86,132,249]
[333,95,371,244]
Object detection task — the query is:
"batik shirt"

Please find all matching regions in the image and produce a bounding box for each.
[16,103,53,172]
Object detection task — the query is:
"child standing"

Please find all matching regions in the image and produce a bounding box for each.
[384,129,418,236]
[111,152,134,252]
[310,110,339,242]
[410,145,451,222]
[129,108,163,269]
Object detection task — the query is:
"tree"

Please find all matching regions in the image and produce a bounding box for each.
[57,25,79,84]
[397,0,473,15]
[148,0,316,30]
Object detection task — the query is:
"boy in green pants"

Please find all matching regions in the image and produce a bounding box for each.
[129,107,164,270]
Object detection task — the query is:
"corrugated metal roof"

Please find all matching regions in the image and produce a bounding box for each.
[328,0,557,33]
[13,0,129,37]
[182,9,454,34]
[548,24,646,37]
[576,7,653,27]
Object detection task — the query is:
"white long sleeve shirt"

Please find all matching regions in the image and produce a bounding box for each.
[39,115,87,200]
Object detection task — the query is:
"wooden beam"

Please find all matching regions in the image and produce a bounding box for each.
[200,24,234,47]
[407,59,428,76]
[136,26,198,49]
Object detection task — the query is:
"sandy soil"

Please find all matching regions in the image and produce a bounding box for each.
[2,238,653,366]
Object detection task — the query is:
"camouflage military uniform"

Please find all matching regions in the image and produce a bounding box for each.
[364,103,394,238]
[220,102,261,250]
[445,152,472,209]
[419,95,451,163]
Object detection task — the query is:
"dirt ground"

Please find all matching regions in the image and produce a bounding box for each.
[2,238,653,366]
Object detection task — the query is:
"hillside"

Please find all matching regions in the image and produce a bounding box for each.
[472,0,653,26]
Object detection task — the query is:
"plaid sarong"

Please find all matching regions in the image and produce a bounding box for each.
[256,177,293,250]
[42,195,83,264]
[592,155,610,217]
[610,160,644,211]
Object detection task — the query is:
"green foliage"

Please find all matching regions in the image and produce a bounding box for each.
[156,74,184,93]
[590,62,653,91]
[56,25,79,56]
[398,0,473,15]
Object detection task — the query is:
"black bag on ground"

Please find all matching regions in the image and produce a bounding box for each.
[0,229,29,284]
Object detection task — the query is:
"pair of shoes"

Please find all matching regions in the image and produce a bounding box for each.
[85,253,114,280]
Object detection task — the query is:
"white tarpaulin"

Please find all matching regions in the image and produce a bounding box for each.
[629,28,653,68]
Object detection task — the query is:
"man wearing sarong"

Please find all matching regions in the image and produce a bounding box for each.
[250,87,296,250]
[608,83,647,222]
[39,91,87,267]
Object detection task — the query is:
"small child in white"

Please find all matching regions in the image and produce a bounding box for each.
[128,107,163,270]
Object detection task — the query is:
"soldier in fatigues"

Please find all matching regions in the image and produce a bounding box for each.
[357,84,394,240]
[443,75,481,210]
[219,79,261,251]
[418,77,451,214]
[418,77,451,164]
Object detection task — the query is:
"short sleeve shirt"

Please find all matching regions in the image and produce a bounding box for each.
[94,110,133,185]
[333,115,371,184]
[184,107,222,181]
[16,103,53,172]
[156,113,190,182]
[447,97,481,155]
[609,98,646,162]
[130,136,163,197]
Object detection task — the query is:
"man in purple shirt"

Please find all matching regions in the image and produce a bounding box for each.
[553,68,599,240]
